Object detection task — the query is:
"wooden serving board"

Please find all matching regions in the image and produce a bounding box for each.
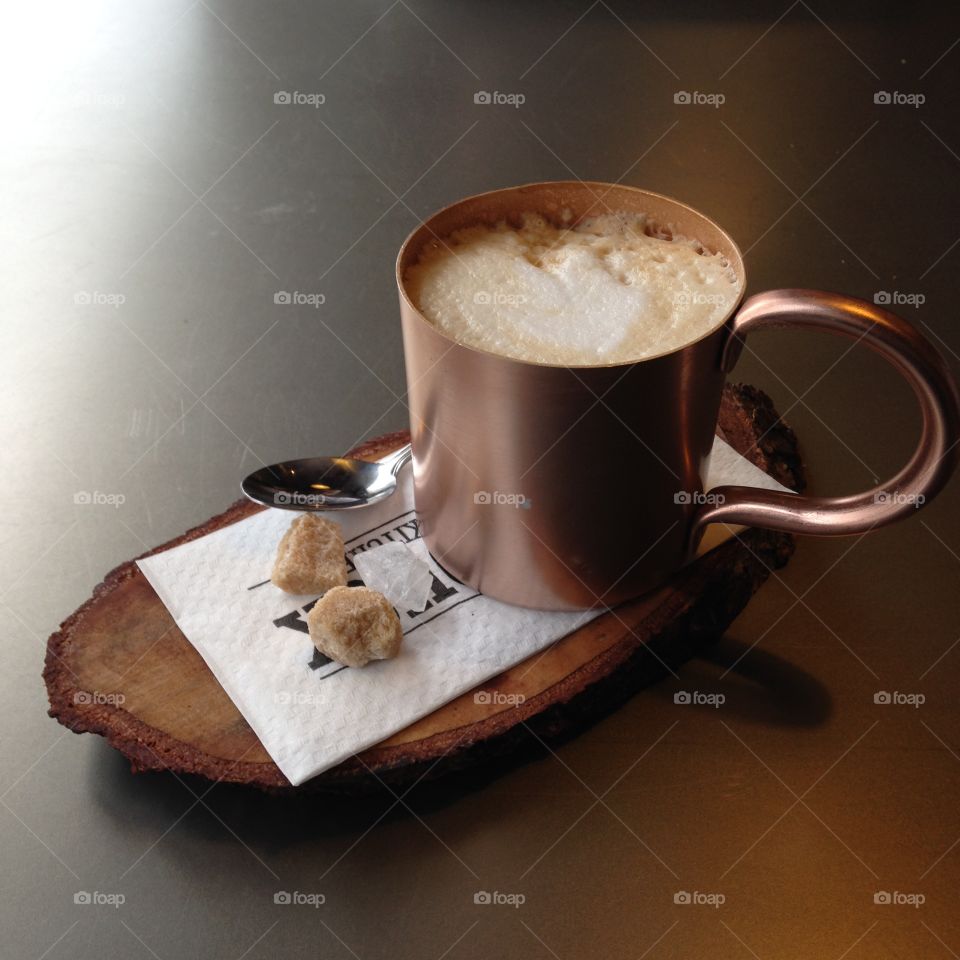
[44,384,804,793]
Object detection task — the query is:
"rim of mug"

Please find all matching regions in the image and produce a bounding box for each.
[395,180,748,369]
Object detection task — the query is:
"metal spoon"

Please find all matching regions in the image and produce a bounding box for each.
[241,443,412,511]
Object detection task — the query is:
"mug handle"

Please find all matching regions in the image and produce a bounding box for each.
[690,288,960,549]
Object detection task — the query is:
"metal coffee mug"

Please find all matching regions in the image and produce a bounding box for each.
[396,182,960,611]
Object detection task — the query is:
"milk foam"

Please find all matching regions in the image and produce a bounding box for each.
[405,212,741,365]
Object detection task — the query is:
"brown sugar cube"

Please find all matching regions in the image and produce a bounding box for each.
[271,514,348,595]
[306,585,403,668]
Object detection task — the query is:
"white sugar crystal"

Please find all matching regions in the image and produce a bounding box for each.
[353,542,433,612]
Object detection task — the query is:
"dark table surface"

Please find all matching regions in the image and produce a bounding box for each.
[4,1,960,957]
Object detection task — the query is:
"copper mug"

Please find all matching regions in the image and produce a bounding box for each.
[396,182,960,611]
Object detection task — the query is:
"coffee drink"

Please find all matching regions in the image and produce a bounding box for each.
[404,211,741,366]
[398,182,958,610]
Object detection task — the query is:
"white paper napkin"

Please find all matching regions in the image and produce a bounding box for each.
[136,437,791,785]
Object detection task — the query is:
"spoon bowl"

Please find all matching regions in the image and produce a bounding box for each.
[242,444,412,511]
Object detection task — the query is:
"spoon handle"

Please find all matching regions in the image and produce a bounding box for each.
[379,442,413,475]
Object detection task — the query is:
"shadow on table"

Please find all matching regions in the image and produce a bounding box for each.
[88,632,831,844]
[649,632,833,728]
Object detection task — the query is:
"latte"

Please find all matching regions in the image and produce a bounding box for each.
[405,211,741,365]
